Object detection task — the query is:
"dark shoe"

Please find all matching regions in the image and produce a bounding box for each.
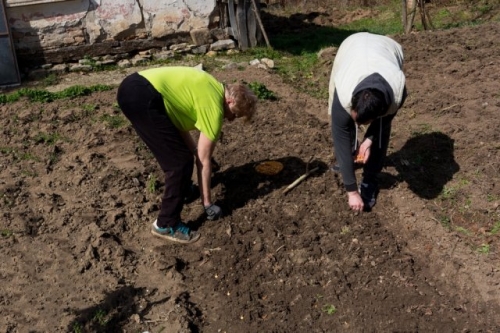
[360,181,379,210]
[151,220,200,244]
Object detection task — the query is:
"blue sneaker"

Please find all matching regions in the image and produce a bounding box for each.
[151,220,200,244]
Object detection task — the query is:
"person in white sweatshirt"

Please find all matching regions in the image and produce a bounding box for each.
[328,32,407,212]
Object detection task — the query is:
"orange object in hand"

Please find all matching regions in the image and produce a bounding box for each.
[354,154,364,164]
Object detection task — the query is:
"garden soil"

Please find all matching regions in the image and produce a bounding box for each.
[1,20,500,333]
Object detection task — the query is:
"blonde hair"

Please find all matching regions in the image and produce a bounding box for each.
[226,83,258,120]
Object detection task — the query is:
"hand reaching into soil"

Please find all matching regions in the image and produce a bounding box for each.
[205,204,222,220]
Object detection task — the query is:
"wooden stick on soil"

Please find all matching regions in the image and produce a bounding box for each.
[282,166,319,195]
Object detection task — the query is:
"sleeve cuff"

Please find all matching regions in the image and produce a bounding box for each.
[345,183,358,192]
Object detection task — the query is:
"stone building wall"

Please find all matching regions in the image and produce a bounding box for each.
[5,0,226,67]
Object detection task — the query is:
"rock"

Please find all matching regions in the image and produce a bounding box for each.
[210,39,236,51]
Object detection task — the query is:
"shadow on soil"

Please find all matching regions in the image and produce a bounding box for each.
[260,9,359,53]
[386,132,460,199]
[67,286,148,332]
[184,156,329,228]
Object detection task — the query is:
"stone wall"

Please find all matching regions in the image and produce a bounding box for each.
[5,0,226,68]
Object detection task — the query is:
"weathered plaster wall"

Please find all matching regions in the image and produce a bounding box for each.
[6,0,220,65]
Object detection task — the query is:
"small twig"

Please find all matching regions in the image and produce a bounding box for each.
[439,104,458,112]
[96,207,116,211]
[282,167,319,195]
[275,245,285,253]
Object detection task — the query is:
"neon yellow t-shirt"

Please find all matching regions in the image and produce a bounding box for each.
[139,67,224,142]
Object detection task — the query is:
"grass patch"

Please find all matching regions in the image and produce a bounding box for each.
[0,84,113,104]
[439,215,451,230]
[340,226,350,235]
[147,173,158,194]
[426,0,500,30]
[20,152,40,161]
[21,170,38,178]
[489,221,500,235]
[92,308,109,327]
[322,304,337,315]
[82,103,98,113]
[340,7,402,35]
[247,82,277,100]
[41,73,60,87]
[0,147,16,155]
[99,114,127,129]
[477,243,490,254]
[455,226,471,236]
[33,132,60,145]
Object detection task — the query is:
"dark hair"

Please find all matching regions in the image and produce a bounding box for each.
[351,88,388,124]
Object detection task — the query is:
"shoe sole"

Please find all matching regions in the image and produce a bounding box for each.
[151,227,201,244]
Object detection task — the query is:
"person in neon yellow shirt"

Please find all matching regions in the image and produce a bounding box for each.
[117,66,257,244]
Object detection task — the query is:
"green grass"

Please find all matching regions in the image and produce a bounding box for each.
[477,243,490,254]
[426,0,500,30]
[341,8,402,35]
[455,226,471,235]
[147,173,158,193]
[247,82,277,100]
[92,308,109,326]
[0,147,16,155]
[440,215,451,230]
[0,84,113,104]
[99,114,127,128]
[20,152,40,161]
[41,73,59,87]
[340,226,350,235]
[322,304,337,315]
[490,221,500,235]
[255,0,500,101]
[82,103,98,113]
[33,132,60,145]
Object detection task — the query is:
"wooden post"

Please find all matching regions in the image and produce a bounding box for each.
[236,0,250,50]
[228,0,239,41]
[251,0,271,48]
[247,0,258,47]
[405,0,417,34]
[228,0,268,50]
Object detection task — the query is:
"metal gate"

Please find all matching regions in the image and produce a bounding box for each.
[0,0,21,88]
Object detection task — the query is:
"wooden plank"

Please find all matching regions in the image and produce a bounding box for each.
[228,0,239,41]
[219,1,227,29]
[247,0,257,47]
[236,0,249,50]
[251,0,271,48]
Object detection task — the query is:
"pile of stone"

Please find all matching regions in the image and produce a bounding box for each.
[25,38,276,81]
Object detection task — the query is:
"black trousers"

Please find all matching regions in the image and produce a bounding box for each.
[117,73,193,228]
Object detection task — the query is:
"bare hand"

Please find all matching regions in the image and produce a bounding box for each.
[358,138,373,164]
[348,191,364,212]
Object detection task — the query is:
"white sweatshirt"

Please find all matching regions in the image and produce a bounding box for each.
[328,32,405,116]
